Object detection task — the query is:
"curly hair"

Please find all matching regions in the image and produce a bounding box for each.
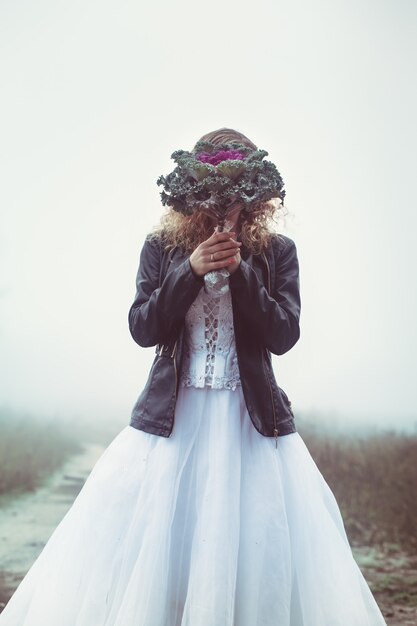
[150,128,287,255]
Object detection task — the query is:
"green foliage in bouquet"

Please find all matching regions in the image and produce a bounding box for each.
[156,140,286,222]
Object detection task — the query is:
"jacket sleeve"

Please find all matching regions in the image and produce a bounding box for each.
[228,236,301,355]
[128,236,204,348]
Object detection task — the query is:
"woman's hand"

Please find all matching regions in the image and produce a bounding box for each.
[227,248,241,275]
[189,231,242,277]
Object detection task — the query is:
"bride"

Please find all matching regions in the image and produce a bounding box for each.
[0,127,387,625]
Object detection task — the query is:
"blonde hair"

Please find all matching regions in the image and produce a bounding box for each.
[150,128,286,255]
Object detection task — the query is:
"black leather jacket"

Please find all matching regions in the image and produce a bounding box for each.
[128,232,301,446]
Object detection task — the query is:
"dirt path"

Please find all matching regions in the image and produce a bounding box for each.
[353,545,417,625]
[0,443,105,612]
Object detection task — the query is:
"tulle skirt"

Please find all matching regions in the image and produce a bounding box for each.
[0,385,387,625]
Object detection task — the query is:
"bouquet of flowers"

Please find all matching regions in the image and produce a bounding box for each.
[157,140,286,293]
[157,140,286,231]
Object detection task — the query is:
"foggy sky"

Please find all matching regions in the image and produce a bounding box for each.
[0,0,416,432]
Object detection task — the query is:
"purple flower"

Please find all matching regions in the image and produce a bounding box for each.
[196,150,245,166]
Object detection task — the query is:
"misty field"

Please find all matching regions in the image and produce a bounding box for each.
[0,407,83,501]
[299,422,417,624]
[1,406,416,555]
[298,423,417,556]
[0,408,416,621]
[0,407,123,503]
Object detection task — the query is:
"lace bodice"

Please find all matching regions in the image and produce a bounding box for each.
[179,286,241,390]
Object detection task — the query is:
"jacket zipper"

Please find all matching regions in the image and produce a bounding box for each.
[170,339,178,437]
[169,339,178,436]
[261,251,279,448]
[261,251,271,294]
[156,340,179,437]
[171,339,178,394]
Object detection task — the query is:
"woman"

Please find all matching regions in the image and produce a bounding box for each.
[0,128,387,625]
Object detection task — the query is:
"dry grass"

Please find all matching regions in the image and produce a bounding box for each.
[299,422,417,555]
[0,406,125,501]
[0,407,83,498]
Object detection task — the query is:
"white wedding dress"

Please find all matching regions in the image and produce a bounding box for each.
[0,284,387,625]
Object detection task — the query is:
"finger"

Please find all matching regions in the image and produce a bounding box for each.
[208,257,236,269]
[202,231,237,247]
[206,250,239,264]
[206,243,241,261]
[207,240,242,254]
[207,248,239,262]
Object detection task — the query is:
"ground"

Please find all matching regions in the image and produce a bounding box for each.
[353,544,417,625]
[0,444,416,624]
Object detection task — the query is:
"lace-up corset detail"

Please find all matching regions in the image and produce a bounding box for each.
[179,286,241,390]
